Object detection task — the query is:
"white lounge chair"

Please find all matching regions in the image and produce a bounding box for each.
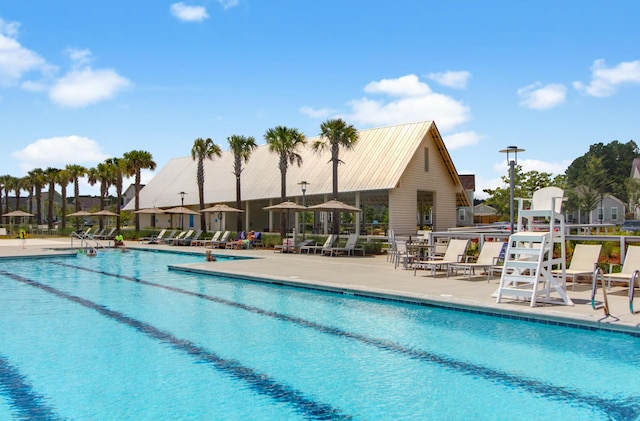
[551,244,601,290]
[200,231,222,247]
[300,235,337,255]
[157,230,178,244]
[603,245,640,289]
[413,239,470,277]
[208,231,231,248]
[329,233,365,256]
[450,241,507,281]
[140,229,167,244]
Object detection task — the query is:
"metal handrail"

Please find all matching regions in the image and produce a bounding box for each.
[629,270,640,314]
[591,267,611,319]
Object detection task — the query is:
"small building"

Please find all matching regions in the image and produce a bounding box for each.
[473,203,498,224]
[457,175,475,226]
[565,194,625,225]
[123,120,471,235]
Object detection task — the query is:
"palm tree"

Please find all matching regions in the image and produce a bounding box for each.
[0,175,14,224]
[264,126,306,237]
[13,176,23,212]
[44,167,60,229]
[105,157,126,233]
[65,164,87,230]
[191,138,222,232]
[87,163,113,231]
[312,118,359,235]
[21,175,34,225]
[228,134,257,231]
[123,150,156,231]
[56,168,71,230]
[28,168,46,225]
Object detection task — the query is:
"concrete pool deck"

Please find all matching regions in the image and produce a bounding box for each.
[1,237,639,334]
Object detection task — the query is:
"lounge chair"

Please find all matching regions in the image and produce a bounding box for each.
[172,230,194,245]
[179,229,202,246]
[603,245,640,289]
[300,235,337,254]
[226,231,246,249]
[274,238,294,253]
[413,239,470,277]
[140,229,167,244]
[88,228,105,239]
[551,244,601,290]
[157,230,178,244]
[208,231,231,248]
[95,227,116,240]
[190,229,212,246]
[450,241,507,281]
[329,233,365,256]
[250,232,264,248]
[200,231,222,247]
[164,231,186,245]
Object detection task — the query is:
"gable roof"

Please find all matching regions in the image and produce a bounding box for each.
[124,120,469,210]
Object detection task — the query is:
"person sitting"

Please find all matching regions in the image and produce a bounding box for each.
[87,248,97,257]
[114,233,124,247]
[205,250,217,261]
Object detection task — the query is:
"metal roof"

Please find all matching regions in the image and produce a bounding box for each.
[123,120,470,210]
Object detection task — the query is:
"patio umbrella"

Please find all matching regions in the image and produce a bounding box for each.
[308,200,361,235]
[201,204,244,231]
[134,207,166,228]
[263,201,308,237]
[67,210,94,217]
[93,210,118,229]
[2,210,34,235]
[164,206,201,230]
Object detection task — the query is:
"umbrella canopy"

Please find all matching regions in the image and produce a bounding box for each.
[263,201,307,211]
[164,206,201,215]
[67,210,94,217]
[2,210,34,217]
[134,207,167,214]
[307,200,361,212]
[93,210,118,216]
[200,204,244,213]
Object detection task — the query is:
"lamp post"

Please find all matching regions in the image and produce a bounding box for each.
[498,146,525,233]
[298,181,309,240]
[178,191,186,230]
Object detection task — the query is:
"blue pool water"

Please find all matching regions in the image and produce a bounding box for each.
[0,249,639,420]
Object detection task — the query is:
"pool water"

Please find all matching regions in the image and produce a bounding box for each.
[0,250,639,420]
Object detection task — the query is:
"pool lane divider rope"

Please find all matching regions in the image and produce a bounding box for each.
[45,264,640,420]
[0,269,353,421]
[0,354,63,421]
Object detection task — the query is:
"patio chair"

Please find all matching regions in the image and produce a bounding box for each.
[200,231,221,247]
[157,230,178,244]
[140,229,167,244]
[226,231,246,249]
[393,240,416,269]
[180,229,202,246]
[95,227,116,240]
[551,244,601,290]
[172,230,193,245]
[413,239,470,277]
[300,235,337,254]
[208,231,231,248]
[88,228,105,239]
[274,238,295,253]
[450,241,507,281]
[603,245,640,290]
[329,233,365,256]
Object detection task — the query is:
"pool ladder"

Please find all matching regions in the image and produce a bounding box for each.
[591,268,640,319]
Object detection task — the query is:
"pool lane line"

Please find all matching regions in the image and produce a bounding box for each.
[51,262,640,420]
[0,353,62,421]
[0,270,353,421]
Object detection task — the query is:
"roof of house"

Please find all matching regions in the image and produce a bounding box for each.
[123,120,470,210]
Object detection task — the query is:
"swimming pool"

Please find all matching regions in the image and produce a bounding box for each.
[1,249,639,420]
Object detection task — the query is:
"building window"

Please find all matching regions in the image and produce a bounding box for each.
[424,148,429,172]
[597,207,604,222]
[611,207,618,221]
[458,208,465,221]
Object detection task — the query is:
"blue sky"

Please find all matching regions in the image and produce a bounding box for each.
[1,1,639,199]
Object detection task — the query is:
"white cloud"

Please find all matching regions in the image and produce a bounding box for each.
[170,3,210,22]
[427,70,471,89]
[0,17,20,37]
[443,131,483,150]
[299,106,336,119]
[517,82,566,110]
[12,135,109,171]
[49,68,131,108]
[66,47,93,67]
[573,58,640,97]
[0,29,50,86]
[347,74,470,132]
[218,0,239,9]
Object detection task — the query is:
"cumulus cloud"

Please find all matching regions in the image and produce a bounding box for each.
[0,18,51,86]
[573,58,640,97]
[299,106,336,119]
[66,47,93,67]
[49,67,131,108]
[12,135,109,171]
[517,82,566,110]
[426,70,471,89]
[346,74,470,132]
[170,3,210,22]
[443,131,483,150]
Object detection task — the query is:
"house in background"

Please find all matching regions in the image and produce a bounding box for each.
[565,194,625,225]
[473,203,498,224]
[457,174,475,227]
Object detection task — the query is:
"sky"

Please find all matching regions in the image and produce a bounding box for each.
[1,0,639,200]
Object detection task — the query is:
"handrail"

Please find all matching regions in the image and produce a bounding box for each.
[591,267,611,319]
[629,270,640,314]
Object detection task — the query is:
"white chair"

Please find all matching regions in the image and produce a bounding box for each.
[451,241,507,281]
[551,244,601,290]
[603,246,640,289]
[329,233,365,256]
[413,239,469,277]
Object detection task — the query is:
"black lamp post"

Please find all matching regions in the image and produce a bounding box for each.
[298,181,309,240]
[178,191,186,229]
[499,146,525,233]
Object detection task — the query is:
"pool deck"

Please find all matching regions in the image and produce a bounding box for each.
[2,237,639,334]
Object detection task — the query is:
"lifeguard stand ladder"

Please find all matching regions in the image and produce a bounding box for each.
[496,188,573,307]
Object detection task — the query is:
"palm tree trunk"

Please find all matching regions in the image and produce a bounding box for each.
[236,176,242,232]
